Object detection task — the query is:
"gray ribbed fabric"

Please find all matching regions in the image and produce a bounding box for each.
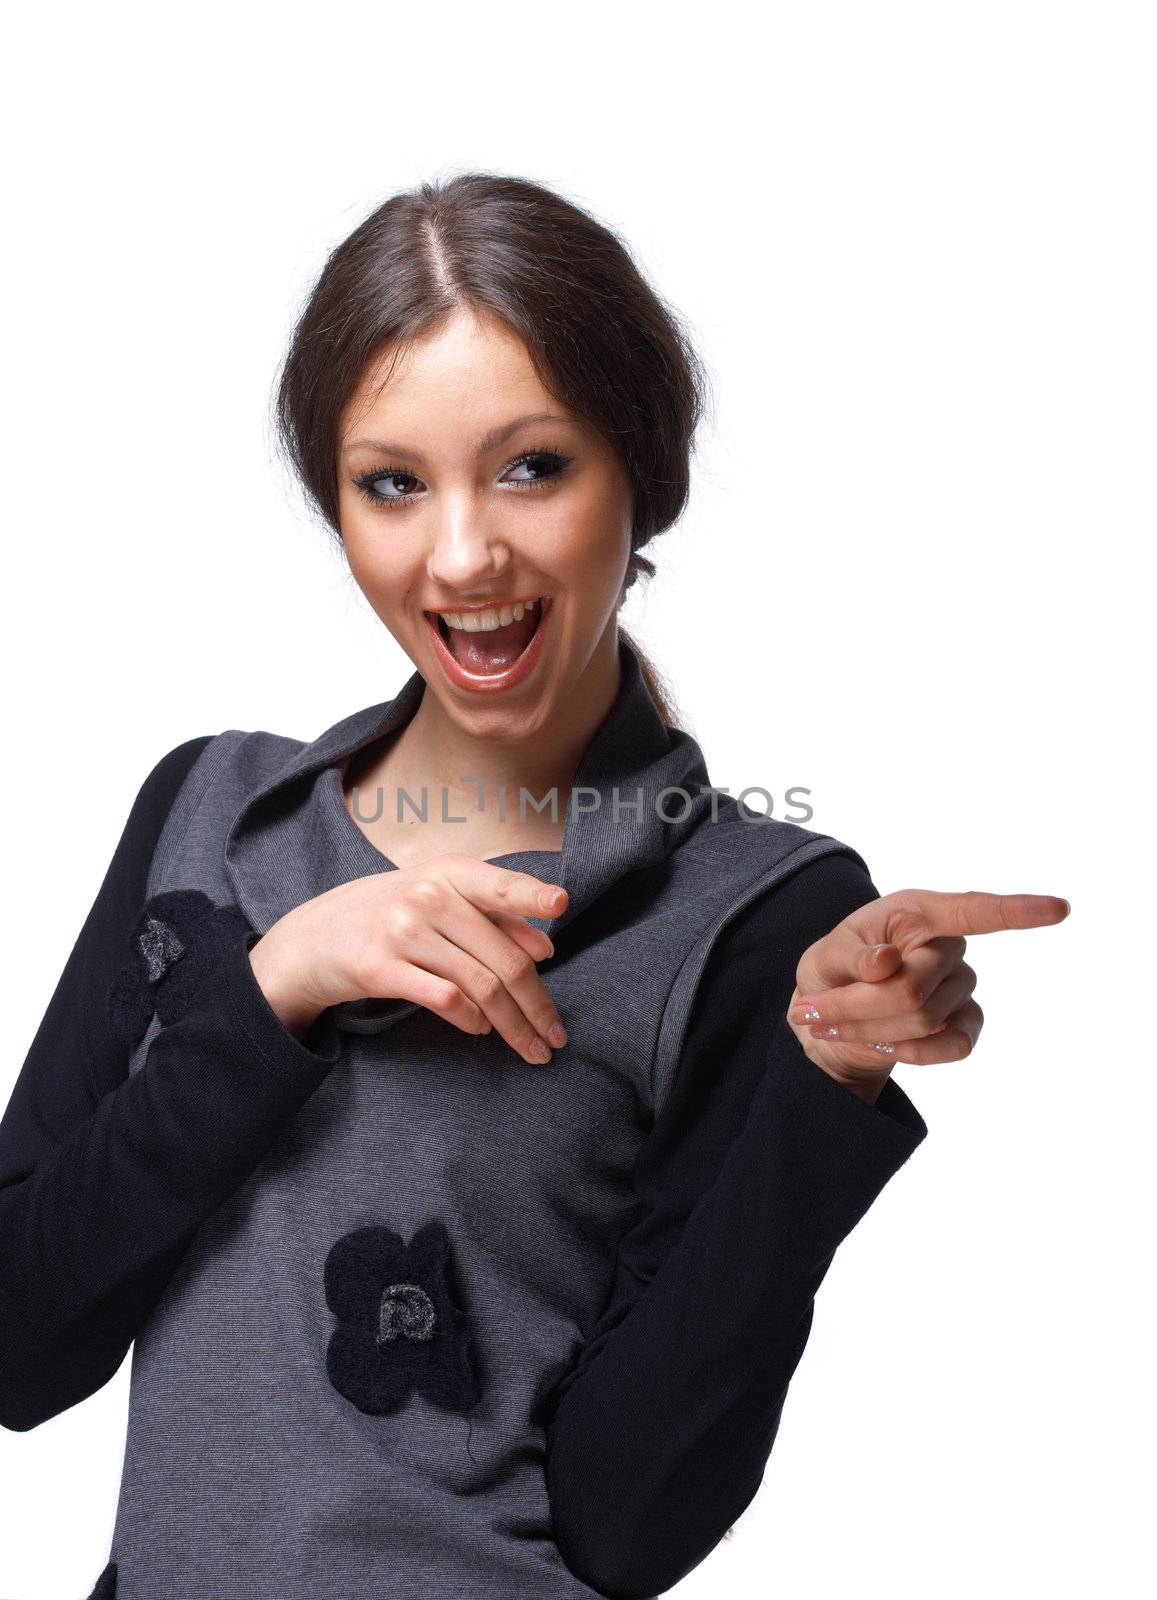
[103,639,865,1598]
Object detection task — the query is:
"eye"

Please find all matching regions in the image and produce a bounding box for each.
[500,449,573,488]
[351,448,574,511]
[352,468,422,507]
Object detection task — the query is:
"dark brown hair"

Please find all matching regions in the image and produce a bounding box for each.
[272,170,713,729]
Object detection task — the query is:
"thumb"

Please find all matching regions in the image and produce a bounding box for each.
[863,942,902,981]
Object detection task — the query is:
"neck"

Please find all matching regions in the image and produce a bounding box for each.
[351,629,624,841]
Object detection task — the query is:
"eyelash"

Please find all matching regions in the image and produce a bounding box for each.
[351,446,575,511]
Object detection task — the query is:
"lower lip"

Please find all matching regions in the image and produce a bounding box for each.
[424,597,553,695]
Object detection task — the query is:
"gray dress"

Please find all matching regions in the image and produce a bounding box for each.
[99,638,866,1598]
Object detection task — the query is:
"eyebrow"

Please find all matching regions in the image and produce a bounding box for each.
[341,412,573,464]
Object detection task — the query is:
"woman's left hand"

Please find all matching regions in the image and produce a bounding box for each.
[785,889,1070,1101]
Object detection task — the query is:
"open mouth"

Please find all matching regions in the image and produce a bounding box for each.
[426,596,549,679]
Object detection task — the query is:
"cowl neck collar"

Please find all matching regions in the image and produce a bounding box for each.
[224,636,715,952]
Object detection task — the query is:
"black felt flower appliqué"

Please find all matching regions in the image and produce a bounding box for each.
[324,1220,482,1416]
[106,887,254,1050]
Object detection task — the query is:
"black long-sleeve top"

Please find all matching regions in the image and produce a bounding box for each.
[0,736,926,1598]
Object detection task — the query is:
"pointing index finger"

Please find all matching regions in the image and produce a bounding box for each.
[922,890,1071,937]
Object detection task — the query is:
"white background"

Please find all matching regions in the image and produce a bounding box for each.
[1,3,1151,1596]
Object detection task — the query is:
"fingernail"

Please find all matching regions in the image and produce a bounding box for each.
[791,1004,822,1025]
[547,1020,568,1047]
[810,1024,839,1039]
[529,1037,552,1064]
[870,1041,895,1055]
[539,887,563,911]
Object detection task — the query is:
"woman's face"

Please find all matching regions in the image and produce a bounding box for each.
[337,307,634,741]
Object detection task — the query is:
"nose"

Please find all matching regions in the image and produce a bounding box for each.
[426,510,513,593]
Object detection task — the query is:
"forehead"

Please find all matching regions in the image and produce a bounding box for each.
[344,309,554,433]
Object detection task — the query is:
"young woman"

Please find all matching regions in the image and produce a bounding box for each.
[0,172,1068,1600]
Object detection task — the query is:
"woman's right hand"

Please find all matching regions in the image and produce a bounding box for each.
[246,854,569,1065]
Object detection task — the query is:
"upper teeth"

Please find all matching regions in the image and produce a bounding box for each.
[438,597,542,632]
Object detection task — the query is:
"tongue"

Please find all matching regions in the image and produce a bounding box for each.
[449,610,538,673]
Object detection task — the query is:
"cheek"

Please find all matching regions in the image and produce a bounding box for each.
[547,498,631,592]
[338,514,410,610]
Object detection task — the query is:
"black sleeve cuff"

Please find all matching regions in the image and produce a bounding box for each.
[770,1012,929,1155]
[222,927,343,1073]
